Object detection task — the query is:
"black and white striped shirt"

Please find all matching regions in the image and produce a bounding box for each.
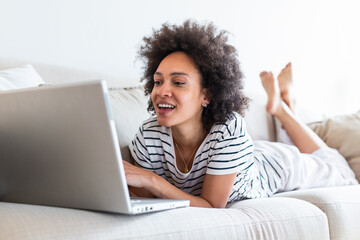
[130,112,284,202]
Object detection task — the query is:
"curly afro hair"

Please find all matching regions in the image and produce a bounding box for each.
[138,19,249,131]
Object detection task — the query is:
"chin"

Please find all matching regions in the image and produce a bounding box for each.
[155,115,173,127]
[156,119,172,127]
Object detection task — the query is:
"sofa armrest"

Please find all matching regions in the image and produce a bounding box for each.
[275,185,360,240]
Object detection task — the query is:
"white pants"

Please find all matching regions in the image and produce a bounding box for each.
[253,119,358,194]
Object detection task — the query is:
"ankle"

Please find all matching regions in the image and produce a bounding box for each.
[281,92,297,112]
[272,101,289,119]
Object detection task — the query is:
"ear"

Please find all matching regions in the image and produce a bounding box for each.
[201,88,211,104]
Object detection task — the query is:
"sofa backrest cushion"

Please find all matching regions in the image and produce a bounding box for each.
[308,111,360,182]
[244,90,276,142]
[0,59,277,161]
[109,87,151,162]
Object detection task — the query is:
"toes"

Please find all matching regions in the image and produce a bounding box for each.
[260,71,268,78]
[280,62,291,73]
[259,71,273,79]
[282,62,292,73]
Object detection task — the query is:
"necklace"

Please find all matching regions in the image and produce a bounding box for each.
[174,139,198,173]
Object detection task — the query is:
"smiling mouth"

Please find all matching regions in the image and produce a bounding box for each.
[157,104,175,109]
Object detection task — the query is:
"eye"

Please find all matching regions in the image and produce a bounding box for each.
[174,81,185,86]
[173,78,186,86]
[154,79,162,85]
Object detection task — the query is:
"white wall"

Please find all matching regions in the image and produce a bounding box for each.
[0,0,359,116]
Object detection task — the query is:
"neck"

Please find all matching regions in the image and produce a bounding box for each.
[171,121,207,149]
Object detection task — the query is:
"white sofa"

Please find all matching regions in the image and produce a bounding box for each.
[1,59,359,240]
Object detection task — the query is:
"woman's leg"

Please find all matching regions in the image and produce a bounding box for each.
[259,64,358,188]
[274,63,295,145]
[259,68,327,154]
[277,62,296,112]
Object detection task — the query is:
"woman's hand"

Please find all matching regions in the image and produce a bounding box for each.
[123,160,234,208]
[122,160,156,189]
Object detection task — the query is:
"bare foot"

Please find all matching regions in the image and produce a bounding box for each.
[259,71,282,115]
[277,62,296,110]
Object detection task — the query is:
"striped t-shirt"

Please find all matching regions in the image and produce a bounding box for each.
[129,112,285,202]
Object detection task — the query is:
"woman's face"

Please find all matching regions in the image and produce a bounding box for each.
[151,51,208,129]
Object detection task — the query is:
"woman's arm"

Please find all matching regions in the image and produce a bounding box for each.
[201,173,237,208]
[123,160,237,208]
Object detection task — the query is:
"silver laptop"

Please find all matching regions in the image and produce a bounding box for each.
[0,80,189,214]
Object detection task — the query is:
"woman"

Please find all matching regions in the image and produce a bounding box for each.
[123,20,357,208]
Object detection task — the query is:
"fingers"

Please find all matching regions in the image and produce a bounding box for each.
[123,160,138,173]
[122,160,155,189]
[122,160,145,187]
[123,160,136,180]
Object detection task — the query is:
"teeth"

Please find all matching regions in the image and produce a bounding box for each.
[158,104,175,109]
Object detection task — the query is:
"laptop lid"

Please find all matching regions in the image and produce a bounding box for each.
[0,81,133,213]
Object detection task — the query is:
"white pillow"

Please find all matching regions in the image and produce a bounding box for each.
[0,64,45,91]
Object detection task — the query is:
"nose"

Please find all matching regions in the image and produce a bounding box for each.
[157,81,172,98]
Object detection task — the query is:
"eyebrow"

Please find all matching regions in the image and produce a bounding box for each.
[154,72,189,77]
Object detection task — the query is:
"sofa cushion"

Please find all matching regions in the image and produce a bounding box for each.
[244,90,276,142]
[0,64,45,90]
[0,197,328,240]
[109,86,150,162]
[308,112,360,181]
[276,185,360,240]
